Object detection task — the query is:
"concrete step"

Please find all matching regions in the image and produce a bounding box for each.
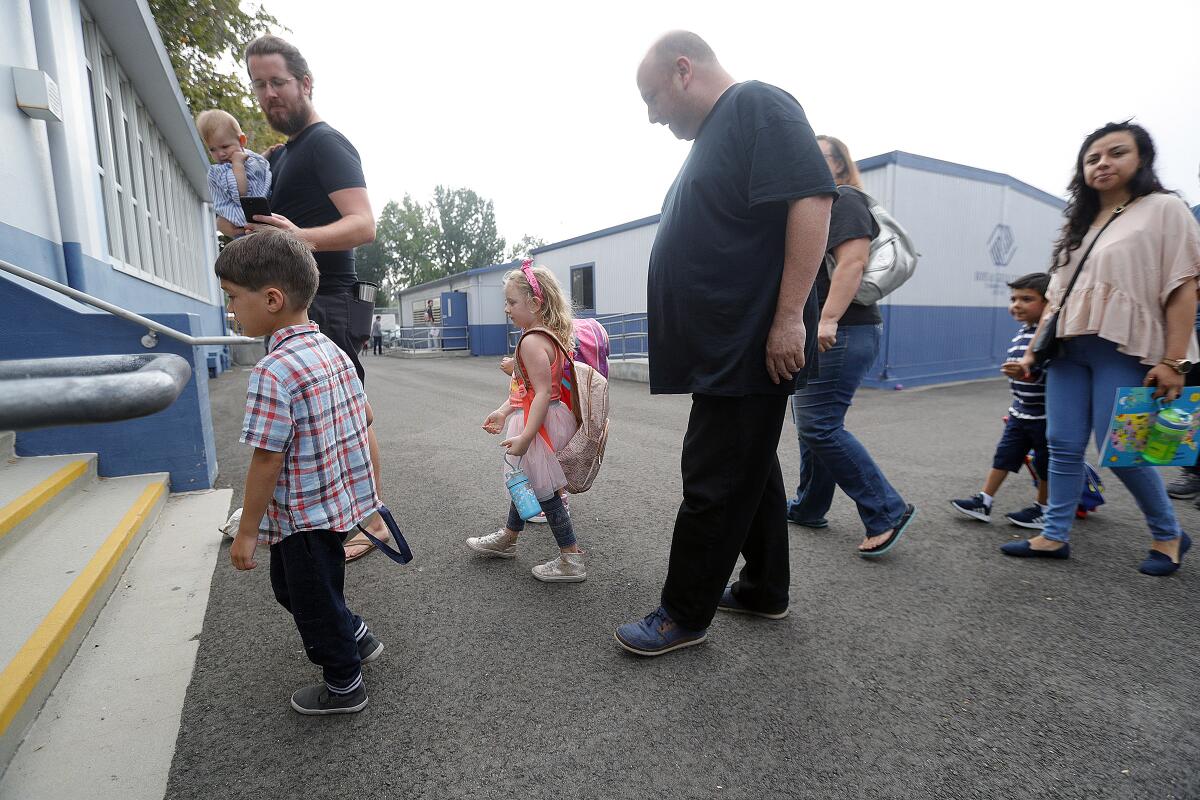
[0,471,169,770]
[0,431,13,460]
[0,488,230,799]
[0,452,96,552]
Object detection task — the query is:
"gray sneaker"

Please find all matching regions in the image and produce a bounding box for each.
[1166,471,1200,499]
[466,529,518,558]
[290,683,367,715]
[358,632,383,663]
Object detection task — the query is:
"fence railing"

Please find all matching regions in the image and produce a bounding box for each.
[505,313,648,360]
[387,325,470,353]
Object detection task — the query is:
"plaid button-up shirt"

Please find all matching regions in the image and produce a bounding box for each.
[241,323,378,543]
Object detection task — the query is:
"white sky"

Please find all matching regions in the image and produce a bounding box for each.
[264,0,1200,247]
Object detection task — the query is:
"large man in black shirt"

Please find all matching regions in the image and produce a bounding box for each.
[615,31,835,657]
[235,35,388,561]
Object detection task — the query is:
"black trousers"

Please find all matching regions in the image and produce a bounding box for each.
[661,393,791,630]
[270,530,365,691]
[309,291,365,383]
[372,335,383,355]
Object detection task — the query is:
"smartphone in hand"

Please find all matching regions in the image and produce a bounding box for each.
[239,196,272,224]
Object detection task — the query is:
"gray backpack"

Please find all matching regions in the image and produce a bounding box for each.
[827,187,919,306]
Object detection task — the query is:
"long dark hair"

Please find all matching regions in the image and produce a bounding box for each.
[1050,121,1167,269]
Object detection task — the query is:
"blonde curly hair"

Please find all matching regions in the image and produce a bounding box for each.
[504,262,574,353]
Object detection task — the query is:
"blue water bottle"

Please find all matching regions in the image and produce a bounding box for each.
[505,455,542,520]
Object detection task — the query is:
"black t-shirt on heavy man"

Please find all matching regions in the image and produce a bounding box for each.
[267,121,366,295]
[814,186,882,326]
[647,81,836,396]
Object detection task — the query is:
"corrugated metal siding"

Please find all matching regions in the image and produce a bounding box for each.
[533,223,659,314]
[857,164,1064,385]
[862,165,1063,308]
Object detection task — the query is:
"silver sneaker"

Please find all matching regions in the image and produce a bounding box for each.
[466,529,518,559]
[532,551,586,582]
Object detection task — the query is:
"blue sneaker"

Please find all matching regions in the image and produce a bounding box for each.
[615,606,707,657]
[716,586,789,619]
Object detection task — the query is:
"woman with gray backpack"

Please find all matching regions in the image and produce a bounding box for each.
[786,135,916,556]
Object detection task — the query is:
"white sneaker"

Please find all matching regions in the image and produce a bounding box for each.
[219,507,242,537]
[466,529,518,559]
[218,507,270,546]
[531,551,586,582]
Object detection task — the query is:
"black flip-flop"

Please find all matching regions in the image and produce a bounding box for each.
[860,504,916,559]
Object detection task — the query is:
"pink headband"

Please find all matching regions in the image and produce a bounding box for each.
[520,259,543,302]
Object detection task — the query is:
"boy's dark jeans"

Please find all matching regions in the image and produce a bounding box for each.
[270,530,364,692]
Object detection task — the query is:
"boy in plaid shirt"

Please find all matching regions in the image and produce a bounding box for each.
[217,228,382,715]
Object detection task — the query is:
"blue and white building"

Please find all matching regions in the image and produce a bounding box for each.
[402,151,1066,388]
[1,0,228,488]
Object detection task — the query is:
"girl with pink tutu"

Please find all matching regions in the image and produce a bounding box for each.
[467,262,585,582]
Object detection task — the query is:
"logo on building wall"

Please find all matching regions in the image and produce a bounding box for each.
[987,224,1017,267]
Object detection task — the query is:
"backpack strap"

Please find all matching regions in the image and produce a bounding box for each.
[513,328,582,449]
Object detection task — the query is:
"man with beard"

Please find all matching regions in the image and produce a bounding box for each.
[230,34,388,561]
[615,31,835,656]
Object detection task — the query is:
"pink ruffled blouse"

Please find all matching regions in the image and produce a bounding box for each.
[1047,192,1200,366]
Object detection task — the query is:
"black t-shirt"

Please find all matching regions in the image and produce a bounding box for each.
[647,81,836,396]
[814,186,882,326]
[267,122,366,294]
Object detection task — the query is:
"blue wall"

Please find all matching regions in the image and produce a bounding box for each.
[470,323,510,357]
[1,223,222,490]
[864,304,1017,388]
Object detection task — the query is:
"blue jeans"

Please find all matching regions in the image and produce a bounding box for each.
[788,323,907,535]
[1042,335,1182,543]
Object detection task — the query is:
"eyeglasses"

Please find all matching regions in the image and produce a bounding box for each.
[250,77,296,93]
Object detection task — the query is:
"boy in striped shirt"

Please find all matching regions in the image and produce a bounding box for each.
[951,273,1050,529]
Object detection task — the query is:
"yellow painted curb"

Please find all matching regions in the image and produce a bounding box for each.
[0,480,166,737]
[0,460,90,542]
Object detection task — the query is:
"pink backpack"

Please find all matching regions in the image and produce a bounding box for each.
[572,318,610,378]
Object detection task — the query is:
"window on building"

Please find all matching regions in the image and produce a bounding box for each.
[81,11,211,300]
[571,264,595,312]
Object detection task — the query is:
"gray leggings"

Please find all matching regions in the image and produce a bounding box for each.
[506,493,575,548]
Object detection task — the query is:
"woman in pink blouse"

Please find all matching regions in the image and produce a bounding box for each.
[1005,122,1200,575]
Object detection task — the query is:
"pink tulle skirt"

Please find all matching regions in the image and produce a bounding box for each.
[501,401,577,500]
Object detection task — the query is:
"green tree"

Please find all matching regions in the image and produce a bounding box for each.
[390,196,441,289]
[507,234,548,261]
[431,186,507,274]
[149,0,286,150]
[355,197,441,297]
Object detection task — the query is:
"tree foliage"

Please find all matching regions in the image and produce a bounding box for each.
[431,186,507,275]
[149,0,286,150]
[355,188,544,299]
[507,234,548,261]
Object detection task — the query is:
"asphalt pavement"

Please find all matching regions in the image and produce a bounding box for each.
[164,354,1199,800]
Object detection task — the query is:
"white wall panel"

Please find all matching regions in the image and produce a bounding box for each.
[863,165,1063,308]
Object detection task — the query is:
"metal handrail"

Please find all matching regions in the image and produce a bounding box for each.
[0,258,260,347]
[390,325,470,352]
[0,353,192,430]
